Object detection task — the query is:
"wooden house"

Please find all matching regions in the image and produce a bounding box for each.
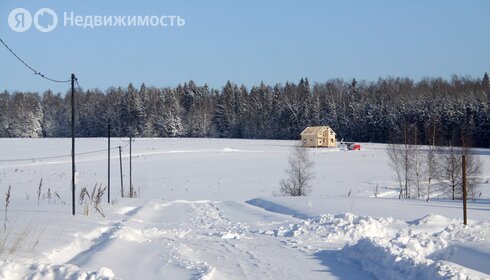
[300,126,337,148]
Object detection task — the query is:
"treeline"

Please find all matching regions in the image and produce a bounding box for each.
[1,74,489,147]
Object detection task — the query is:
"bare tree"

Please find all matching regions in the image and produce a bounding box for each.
[410,128,423,199]
[387,141,414,199]
[425,118,440,201]
[462,148,483,200]
[439,144,482,200]
[280,145,314,196]
[412,148,424,199]
[425,145,439,201]
[440,144,462,200]
[406,125,425,199]
[387,143,404,198]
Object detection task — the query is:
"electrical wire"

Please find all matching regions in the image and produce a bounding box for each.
[0,38,136,164]
[0,37,71,84]
[0,141,131,163]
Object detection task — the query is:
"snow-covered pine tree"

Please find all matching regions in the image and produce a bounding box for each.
[0,91,9,137]
[483,72,490,94]
[120,83,146,137]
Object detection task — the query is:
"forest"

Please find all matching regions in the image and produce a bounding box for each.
[1,73,489,147]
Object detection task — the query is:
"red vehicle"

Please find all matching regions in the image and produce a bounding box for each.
[347,143,361,151]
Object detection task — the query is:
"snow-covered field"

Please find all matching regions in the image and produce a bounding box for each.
[0,138,489,279]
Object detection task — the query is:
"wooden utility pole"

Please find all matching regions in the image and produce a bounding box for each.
[119,146,124,197]
[461,130,468,226]
[71,74,76,216]
[107,119,111,203]
[129,136,133,198]
[462,154,468,225]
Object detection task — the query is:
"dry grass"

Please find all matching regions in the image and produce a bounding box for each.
[37,178,42,205]
[79,184,107,217]
[0,221,45,260]
[4,186,11,233]
[0,183,44,260]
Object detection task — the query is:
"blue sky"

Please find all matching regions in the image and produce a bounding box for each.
[1,0,489,93]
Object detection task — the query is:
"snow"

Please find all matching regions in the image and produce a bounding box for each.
[246,196,490,221]
[338,215,490,280]
[0,138,489,279]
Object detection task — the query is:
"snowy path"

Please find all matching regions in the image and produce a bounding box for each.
[45,200,373,279]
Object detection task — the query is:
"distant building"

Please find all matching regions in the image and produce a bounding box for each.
[300,126,337,148]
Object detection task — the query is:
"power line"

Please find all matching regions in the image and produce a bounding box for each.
[0,142,130,163]
[0,37,71,84]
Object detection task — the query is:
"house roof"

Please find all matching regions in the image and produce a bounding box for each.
[301,126,335,136]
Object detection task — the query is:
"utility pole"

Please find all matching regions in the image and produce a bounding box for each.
[462,154,468,225]
[129,136,133,198]
[71,74,76,216]
[461,131,468,226]
[119,146,123,197]
[107,119,111,204]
